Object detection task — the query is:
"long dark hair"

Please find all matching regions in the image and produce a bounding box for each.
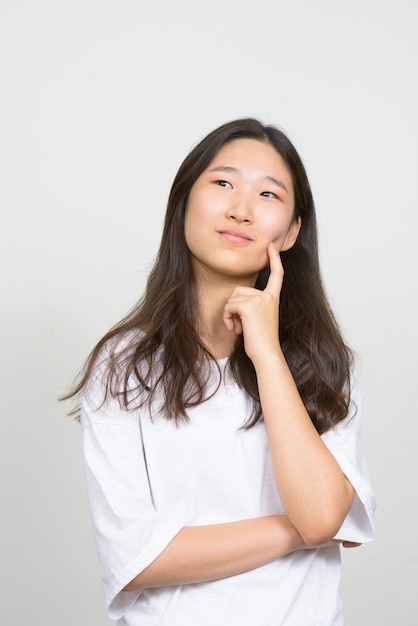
[63,118,351,435]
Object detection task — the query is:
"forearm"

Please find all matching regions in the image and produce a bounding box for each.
[123,515,304,590]
[254,350,354,545]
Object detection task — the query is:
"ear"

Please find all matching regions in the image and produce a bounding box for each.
[281,217,301,251]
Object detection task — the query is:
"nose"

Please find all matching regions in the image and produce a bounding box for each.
[226,192,253,223]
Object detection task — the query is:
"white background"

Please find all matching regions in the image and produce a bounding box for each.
[1,1,417,624]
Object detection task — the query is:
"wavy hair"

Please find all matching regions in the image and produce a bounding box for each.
[63,118,351,434]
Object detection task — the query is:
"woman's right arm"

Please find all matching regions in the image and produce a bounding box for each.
[81,373,306,597]
[123,514,305,590]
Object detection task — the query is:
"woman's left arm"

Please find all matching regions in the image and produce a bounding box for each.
[223,245,355,546]
[252,347,354,546]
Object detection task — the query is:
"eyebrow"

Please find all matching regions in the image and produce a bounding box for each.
[208,165,289,194]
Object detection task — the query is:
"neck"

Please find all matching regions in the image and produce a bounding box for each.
[193,270,255,360]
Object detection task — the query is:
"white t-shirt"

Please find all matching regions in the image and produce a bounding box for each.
[81,357,375,626]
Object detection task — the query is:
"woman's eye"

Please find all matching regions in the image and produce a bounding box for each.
[216,180,232,188]
[261,191,278,199]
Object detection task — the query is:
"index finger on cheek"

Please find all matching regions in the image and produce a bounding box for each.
[269,243,283,274]
[264,244,282,295]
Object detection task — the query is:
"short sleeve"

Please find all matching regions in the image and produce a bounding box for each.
[321,365,376,543]
[80,372,184,619]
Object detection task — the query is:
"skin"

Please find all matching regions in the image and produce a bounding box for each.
[123,139,358,592]
[185,139,300,286]
[184,138,301,356]
[225,244,354,544]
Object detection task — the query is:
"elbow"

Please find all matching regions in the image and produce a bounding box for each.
[298,511,347,547]
[300,523,341,547]
[301,483,355,546]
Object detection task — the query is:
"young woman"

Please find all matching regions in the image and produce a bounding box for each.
[66,118,375,625]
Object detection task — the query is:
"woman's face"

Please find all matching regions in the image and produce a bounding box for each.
[184,138,301,285]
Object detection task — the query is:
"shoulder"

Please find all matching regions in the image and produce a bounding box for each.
[82,329,148,416]
[91,328,147,380]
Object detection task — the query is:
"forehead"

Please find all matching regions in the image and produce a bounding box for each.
[207,138,291,178]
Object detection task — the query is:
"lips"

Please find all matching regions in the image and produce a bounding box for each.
[219,229,253,244]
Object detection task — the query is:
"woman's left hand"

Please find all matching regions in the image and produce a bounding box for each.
[223,244,283,363]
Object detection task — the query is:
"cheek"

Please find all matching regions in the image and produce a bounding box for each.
[184,192,199,238]
[184,212,197,249]
[184,200,209,249]
[261,213,292,242]
[185,189,223,234]
[185,190,208,224]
